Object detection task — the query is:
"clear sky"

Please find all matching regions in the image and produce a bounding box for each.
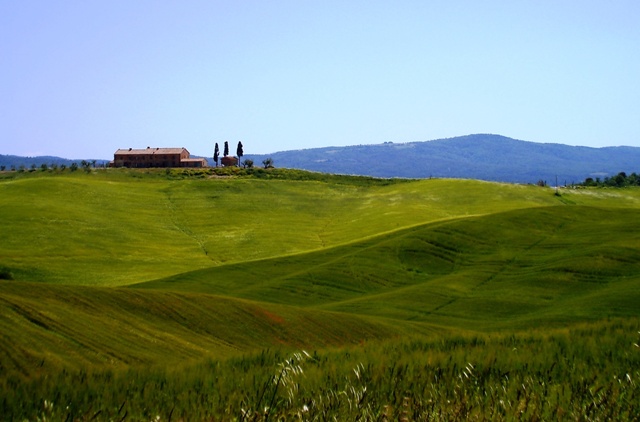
[2,1,639,158]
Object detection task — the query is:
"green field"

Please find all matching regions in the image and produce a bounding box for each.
[1,168,639,420]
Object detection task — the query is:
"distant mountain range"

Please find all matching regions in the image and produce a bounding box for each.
[244,134,640,184]
[3,134,639,184]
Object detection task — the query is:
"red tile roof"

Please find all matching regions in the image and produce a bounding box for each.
[114,147,188,155]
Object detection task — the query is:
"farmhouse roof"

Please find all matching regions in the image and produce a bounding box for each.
[114,147,188,155]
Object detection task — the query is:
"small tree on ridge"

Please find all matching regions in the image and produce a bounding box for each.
[236,141,244,167]
[262,158,274,169]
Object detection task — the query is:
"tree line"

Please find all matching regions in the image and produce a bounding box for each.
[580,172,640,187]
[0,160,98,173]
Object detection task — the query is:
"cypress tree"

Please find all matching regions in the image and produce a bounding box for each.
[236,141,244,167]
[213,143,219,167]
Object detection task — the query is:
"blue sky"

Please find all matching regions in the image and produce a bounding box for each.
[2,1,639,158]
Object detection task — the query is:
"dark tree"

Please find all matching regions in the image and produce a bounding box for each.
[236,141,244,167]
[612,172,627,187]
[223,141,229,157]
[213,143,220,167]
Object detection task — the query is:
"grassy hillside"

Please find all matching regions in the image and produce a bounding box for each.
[1,169,639,419]
[0,280,418,377]
[4,204,638,376]
[0,168,566,286]
[133,206,640,330]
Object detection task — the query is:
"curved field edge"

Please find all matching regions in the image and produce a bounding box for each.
[0,280,443,378]
[3,170,640,287]
[133,205,640,330]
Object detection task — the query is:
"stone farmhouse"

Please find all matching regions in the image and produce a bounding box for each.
[110,147,207,168]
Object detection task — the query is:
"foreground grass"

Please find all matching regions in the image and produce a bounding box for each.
[3,318,638,420]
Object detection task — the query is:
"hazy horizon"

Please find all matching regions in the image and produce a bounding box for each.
[3,133,640,162]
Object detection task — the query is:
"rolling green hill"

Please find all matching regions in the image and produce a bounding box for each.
[0,169,565,286]
[132,205,640,329]
[0,281,411,376]
[1,168,639,419]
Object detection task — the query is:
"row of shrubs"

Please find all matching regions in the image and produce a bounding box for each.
[581,171,640,187]
[0,161,96,173]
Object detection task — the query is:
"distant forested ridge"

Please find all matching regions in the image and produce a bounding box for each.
[245,134,640,184]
